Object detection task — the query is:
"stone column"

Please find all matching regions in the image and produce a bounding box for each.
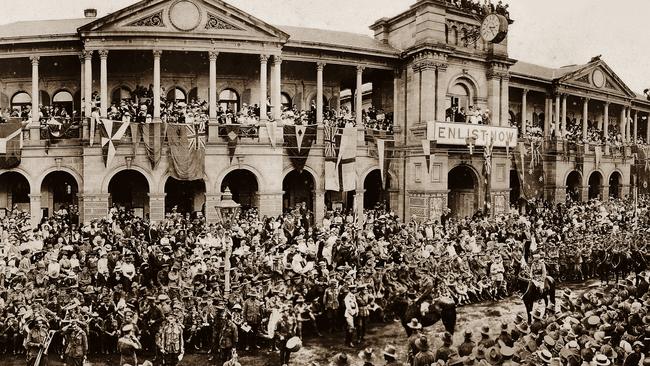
[544,96,551,137]
[354,190,365,225]
[582,98,589,140]
[625,107,631,142]
[500,76,510,127]
[81,193,109,223]
[204,193,221,224]
[30,55,40,141]
[619,107,626,142]
[259,55,268,121]
[29,194,42,227]
[153,50,162,119]
[420,65,435,122]
[555,93,561,137]
[411,66,421,123]
[561,94,567,134]
[521,89,528,135]
[435,64,448,121]
[356,65,364,125]
[148,193,166,223]
[84,50,93,121]
[393,68,400,121]
[633,109,638,143]
[314,190,325,225]
[79,54,85,116]
[316,61,325,124]
[99,50,109,117]
[208,51,218,120]
[272,55,282,120]
[603,102,609,139]
[487,76,501,126]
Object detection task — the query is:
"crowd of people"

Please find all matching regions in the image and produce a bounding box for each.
[0,192,648,365]
[445,0,511,20]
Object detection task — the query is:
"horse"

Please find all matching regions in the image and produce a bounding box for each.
[517,275,555,325]
[387,289,457,337]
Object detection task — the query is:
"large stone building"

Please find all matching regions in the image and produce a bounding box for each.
[0,0,648,225]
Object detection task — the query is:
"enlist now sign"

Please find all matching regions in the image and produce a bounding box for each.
[427,121,518,148]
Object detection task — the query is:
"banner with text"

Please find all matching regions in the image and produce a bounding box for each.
[427,122,518,148]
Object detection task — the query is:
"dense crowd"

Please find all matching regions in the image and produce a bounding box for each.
[445,0,511,20]
[0,193,648,365]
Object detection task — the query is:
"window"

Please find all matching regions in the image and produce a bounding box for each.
[219,88,239,113]
[52,90,74,115]
[281,92,292,110]
[11,91,31,112]
[111,86,132,105]
[167,87,186,103]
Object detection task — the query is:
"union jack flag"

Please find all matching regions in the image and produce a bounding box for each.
[324,125,338,158]
[187,123,206,151]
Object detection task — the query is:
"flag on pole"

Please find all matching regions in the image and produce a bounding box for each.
[0,119,24,169]
[99,119,130,167]
[338,126,357,192]
[324,125,340,191]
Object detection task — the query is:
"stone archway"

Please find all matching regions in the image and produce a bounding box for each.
[283,169,315,212]
[164,177,205,216]
[363,169,391,210]
[108,170,150,218]
[448,165,479,218]
[40,171,79,219]
[0,171,30,213]
[609,171,622,199]
[588,171,603,200]
[566,171,582,202]
[220,169,259,210]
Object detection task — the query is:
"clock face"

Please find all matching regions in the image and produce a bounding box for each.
[480,14,501,42]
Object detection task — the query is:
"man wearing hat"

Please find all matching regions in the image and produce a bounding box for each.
[343,285,358,347]
[25,317,49,366]
[413,335,435,366]
[434,332,455,363]
[242,291,264,351]
[117,323,141,366]
[323,279,340,334]
[382,345,399,365]
[61,320,87,366]
[458,329,475,357]
[405,318,422,365]
[157,313,184,366]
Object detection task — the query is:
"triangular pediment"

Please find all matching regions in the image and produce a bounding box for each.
[558,58,636,98]
[79,0,288,42]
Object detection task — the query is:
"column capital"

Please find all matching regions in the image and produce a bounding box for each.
[356,64,365,73]
[152,49,163,58]
[208,51,219,61]
[562,93,568,100]
[29,55,40,65]
[260,54,269,63]
[393,68,401,78]
[583,97,590,103]
[522,88,529,95]
[272,54,282,65]
[98,49,109,59]
[604,100,610,107]
[316,61,326,71]
[82,49,93,60]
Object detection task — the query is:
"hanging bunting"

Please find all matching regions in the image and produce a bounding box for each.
[99,119,130,167]
[575,144,584,173]
[221,125,241,164]
[44,117,77,154]
[130,123,140,157]
[324,125,340,191]
[515,138,545,199]
[0,119,24,169]
[284,124,317,172]
[422,139,436,175]
[295,125,306,153]
[338,126,357,192]
[141,122,165,169]
[266,120,277,148]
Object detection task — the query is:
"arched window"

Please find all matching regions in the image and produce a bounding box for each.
[281,92,292,110]
[166,87,186,103]
[52,90,74,115]
[111,86,132,105]
[188,87,198,103]
[40,90,50,106]
[219,88,239,113]
[11,91,31,112]
[448,83,471,113]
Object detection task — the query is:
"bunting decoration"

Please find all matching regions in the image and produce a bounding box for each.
[283,124,317,172]
[266,120,277,148]
[338,126,357,192]
[366,129,394,189]
[141,122,165,169]
[421,139,437,174]
[90,112,99,147]
[324,125,340,191]
[129,123,140,157]
[221,125,241,164]
[99,119,130,167]
[483,137,494,178]
[515,138,545,199]
[0,119,24,169]
[633,145,650,195]
[167,123,205,181]
[43,117,78,154]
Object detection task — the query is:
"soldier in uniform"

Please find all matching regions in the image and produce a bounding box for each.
[343,284,358,347]
[355,284,373,344]
[218,309,238,363]
[322,279,340,334]
[275,305,296,366]
[24,317,49,366]
[117,323,141,366]
[242,291,264,351]
[157,312,184,366]
[529,253,548,293]
[61,320,87,366]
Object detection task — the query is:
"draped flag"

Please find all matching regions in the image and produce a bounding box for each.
[141,122,165,169]
[634,145,650,195]
[129,123,140,157]
[44,117,78,154]
[515,139,545,199]
[366,130,394,189]
[338,126,357,192]
[284,124,317,172]
[167,123,205,181]
[266,120,277,148]
[594,145,602,169]
[324,125,340,191]
[422,140,436,174]
[0,119,24,169]
[99,119,130,167]
[221,125,241,164]
[483,137,494,179]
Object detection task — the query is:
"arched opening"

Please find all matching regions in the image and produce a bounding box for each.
[166,87,186,103]
[609,172,622,199]
[52,90,74,116]
[0,172,30,212]
[509,169,521,206]
[447,82,471,122]
[40,171,78,220]
[39,91,50,106]
[283,170,315,212]
[363,169,390,210]
[588,171,603,200]
[108,170,150,218]
[188,87,198,103]
[111,86,132,105]
[566,171,582,202]
[11,91,31,113]
[448,165,479,218]
[281,92,292,110]
[164,178,205,216]
[219,88,240,113]
[220,170,259,210]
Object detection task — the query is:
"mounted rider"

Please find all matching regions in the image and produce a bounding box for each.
[529,253,548,293]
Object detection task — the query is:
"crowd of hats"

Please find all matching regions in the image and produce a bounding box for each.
[0,193,648,363]
[445,0,511,20]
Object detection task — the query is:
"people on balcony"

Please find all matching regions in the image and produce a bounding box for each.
[446,0,511,20]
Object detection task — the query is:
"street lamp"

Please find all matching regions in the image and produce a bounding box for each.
[214,187,241,224]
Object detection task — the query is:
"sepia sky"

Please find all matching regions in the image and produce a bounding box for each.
[2,0,649,94]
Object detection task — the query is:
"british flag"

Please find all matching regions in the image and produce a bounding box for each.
[324,125,338,158]
[187,123,206,151]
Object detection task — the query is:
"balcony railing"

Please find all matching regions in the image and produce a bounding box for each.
[39,117,81,140]
[217,124,260,139]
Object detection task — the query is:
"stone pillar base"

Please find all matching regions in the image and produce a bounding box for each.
[205,194,222,224]
[208,121,219,143]
[313,191,325,225]
[149,193,166,223]
[81,193,110,223]
[28,194,42,228]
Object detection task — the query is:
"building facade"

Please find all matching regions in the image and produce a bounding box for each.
[0,0,648,226]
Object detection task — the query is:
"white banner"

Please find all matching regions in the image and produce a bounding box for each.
[427,121,518,148]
